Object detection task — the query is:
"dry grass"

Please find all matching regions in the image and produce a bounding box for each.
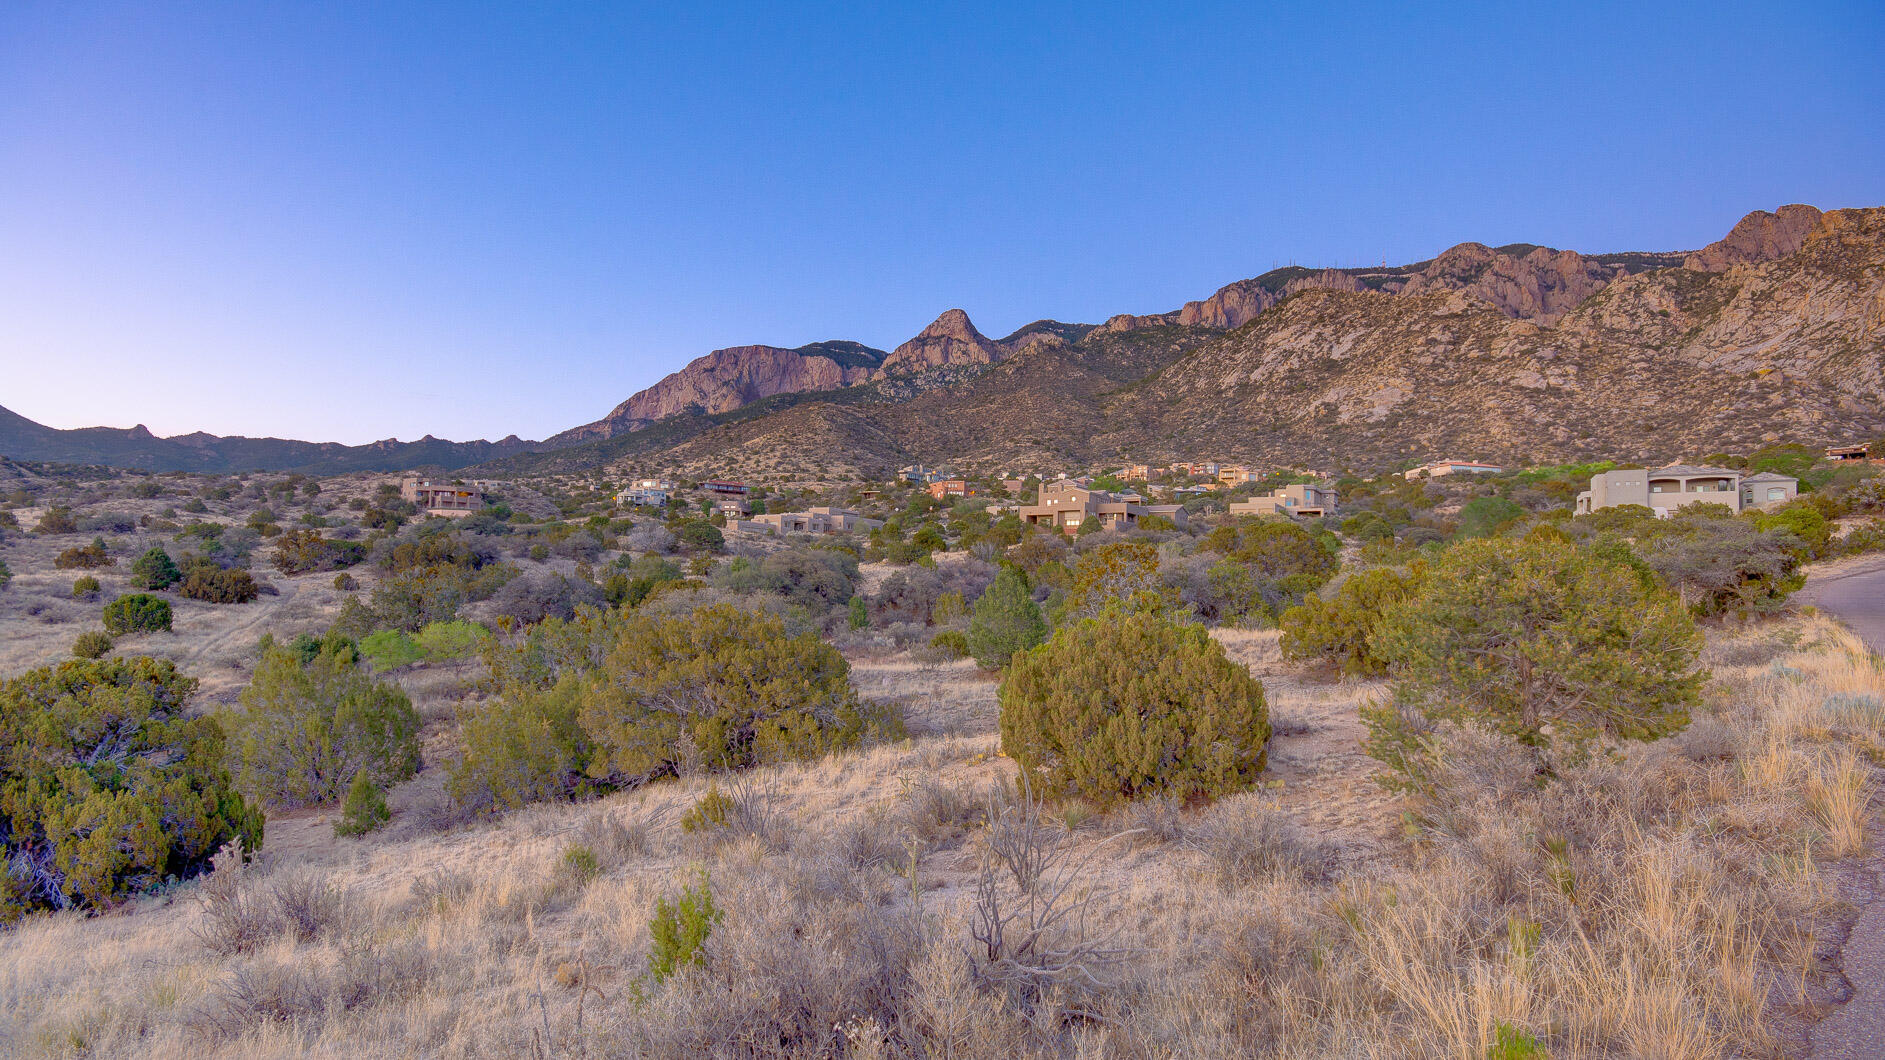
[0,614,1879,1058]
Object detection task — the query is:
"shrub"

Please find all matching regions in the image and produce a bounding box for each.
[579,606,897,785]
[360,629,426,671]
[929,629,969,659]
[71,575,101,599]
[678,520,725,552]
[333,572,358,591]
[1064,541,1176,618]
[450,606,901,812]
[103,593,172,634]
[225,645,422,807]
[181,566,260,604]
[648,871,721,983]
[1371,536,1702,774]
[1278,565,1426,676]
[71,630,113,659]
[999,608,1271,806]
[847,594,869,630]
[128,546,182,590]
[0,657,263,917]
[1456,496,1526,538]
[333,773,392,837]
[966,567,1047,669]
[273,528,367,574]
[1639,512,1804,616]
[54,537,113,569]
[0,558,10,590]
[1199,519,1338,585]
[680,785,736,833]
[34,506,77,535]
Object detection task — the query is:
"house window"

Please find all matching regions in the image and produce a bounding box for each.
[1767,487,1786,501]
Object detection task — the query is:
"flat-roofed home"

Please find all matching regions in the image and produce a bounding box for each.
[1218,466,1264,486]
[1015,480,1188,534]
[714,497,750,517]
[1120,464,1152,481]
[399,478,483,517]
[926,479,970,500]
[1404,460,1504,480]
[701,480,750,496]
[1574,465,1799,517]
[747,506,883,535]
[1229,482,1338,519]
[616,487,670,507]
[1740,472,1799,509]
[632,477,675,491]
[1826,444,1871,462]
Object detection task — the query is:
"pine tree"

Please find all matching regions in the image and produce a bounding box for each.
[128,546,182,590]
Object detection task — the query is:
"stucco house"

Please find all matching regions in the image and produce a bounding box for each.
[1016,480,1188,534]
[399,478,483,518]
[1404,460,1503,480]
[1229,483,1338,519]
[744,506,883,535]
[616,487,670,507]
[926,479,971,500]
[1574,465,1798,517]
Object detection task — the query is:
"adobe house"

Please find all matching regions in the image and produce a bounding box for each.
[1015,480,1188,534]
[745,507,884,535]
[701,480,750,496]
[1229,483,1338,518]
[1574,465,1798,516]
[926,479,971,500]
[399,478,483,518]
[1826,444,1872,462]
[1218,466,1265,486]
[1404,460,1503,480]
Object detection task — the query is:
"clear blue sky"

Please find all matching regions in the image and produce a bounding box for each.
[3,2,1881,444]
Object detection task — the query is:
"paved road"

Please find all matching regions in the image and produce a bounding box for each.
[1798,557,1885,1060]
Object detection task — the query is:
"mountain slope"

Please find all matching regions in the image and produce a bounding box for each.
[555,205,1882,478]
[0,404,538,474]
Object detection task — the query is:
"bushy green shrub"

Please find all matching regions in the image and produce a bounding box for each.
[360,629,426,671]
[1279,565,1426,676]
[680,784,735,833]
[1456,496,1526,538]
[273,528,367,574]
[999,608,1271,806]
[678,520,724,552]
[1064,541,1176,618]
[1199,519,1338,585]
[847,594,869,630]
[333,773,391,837]
[648,871,720,983]
[966,567,1046,669]
[0,558,11,590]
[34,506,77,535]
[1370,536,1701,777]
[128,546,181,590]
[333,571,358,591]
[180,565,260,604]
[225,644,421,808]
[70,630,113,659]
[54,537,113,570]
[71,575,101,599]
[0,657,263,918]
[929,629,969,658]
[449,606,901,814]
[103,593,172,635]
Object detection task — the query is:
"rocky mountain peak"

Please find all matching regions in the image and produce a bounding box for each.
[877,309,1004,375]
[1684,205,1822,271]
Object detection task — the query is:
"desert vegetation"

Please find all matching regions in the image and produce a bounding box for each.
[0,453,1881,1057]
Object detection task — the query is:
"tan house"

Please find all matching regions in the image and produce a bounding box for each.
[713,497,750,517]
[1575,465,1798,517]
[744,507,884,535]
[1120,464,1154,481]
[1218,466,1265,486]
[1404,460,1503,480]
[399,478,483,518]
[1827,444,1872,462]
[1229,483,1338,519]
[1016,480,1188,534]
[927,479,971,500]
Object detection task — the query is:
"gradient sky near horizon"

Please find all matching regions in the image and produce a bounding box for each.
[3,2,1882,445]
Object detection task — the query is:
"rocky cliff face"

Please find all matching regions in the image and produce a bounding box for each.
[558,205,1884,480]
[1684,204,1822,271]
[874,309,1005,375]
[553,340,885,443]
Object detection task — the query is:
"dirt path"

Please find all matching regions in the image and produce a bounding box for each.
[1797,557,1885,1059]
